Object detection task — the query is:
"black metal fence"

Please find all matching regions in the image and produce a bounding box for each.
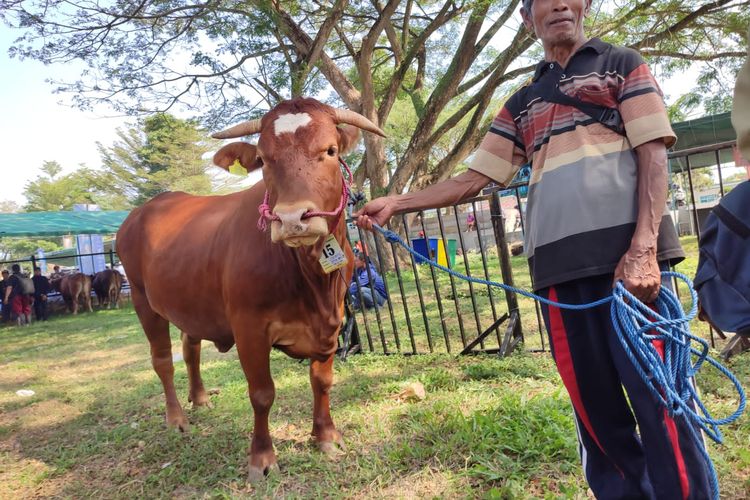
[344,188,530,356]
[345,140,746,356]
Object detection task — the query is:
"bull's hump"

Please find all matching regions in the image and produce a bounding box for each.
[274,113,312,136]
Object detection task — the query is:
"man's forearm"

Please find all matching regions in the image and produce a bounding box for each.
[391,169,491,215]
[632,139,669,250]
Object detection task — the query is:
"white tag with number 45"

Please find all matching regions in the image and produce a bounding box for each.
[319,234,348,273]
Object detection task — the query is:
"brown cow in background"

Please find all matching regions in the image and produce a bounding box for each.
[117,97,384,482]
[50,273,93,314]
[92,269,123,309]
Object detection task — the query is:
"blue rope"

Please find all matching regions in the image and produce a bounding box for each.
[373,223,746,499]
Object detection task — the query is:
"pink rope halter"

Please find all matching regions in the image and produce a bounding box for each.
[257,158,353,232]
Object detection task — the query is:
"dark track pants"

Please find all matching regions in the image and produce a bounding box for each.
[538,272,711,500]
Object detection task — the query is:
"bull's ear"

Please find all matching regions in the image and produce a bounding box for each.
[337,125,361,155]
[213,142,260,175]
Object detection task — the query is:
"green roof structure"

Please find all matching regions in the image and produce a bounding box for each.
[0,210,130,237]
[670,112,737,171]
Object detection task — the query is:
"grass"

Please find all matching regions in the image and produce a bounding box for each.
[1,302,749,498]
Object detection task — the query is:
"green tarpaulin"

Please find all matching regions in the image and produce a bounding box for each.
[0,210,130,237]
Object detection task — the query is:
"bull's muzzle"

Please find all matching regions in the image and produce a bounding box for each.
[270,203,329,247]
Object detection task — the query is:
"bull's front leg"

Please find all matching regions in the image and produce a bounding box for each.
[310,354,345,456]
[235,336,278,482]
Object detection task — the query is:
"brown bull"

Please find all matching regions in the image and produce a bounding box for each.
[92,269,123,309]
[116,97,384,481]
[50,273,93,314]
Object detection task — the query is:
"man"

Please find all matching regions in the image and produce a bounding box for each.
[32,267,50,321]
[50,265,63,280]
[3,264,33,326]
[357,0,711,497]
[0,269,10,323]
[349,252,387,310]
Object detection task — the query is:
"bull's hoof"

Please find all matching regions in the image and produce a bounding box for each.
[247,463,279,483]
[166,411,189,432]
[317,438,346,458]
[188,392,212,408]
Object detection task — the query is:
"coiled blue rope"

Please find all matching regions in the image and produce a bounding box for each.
[372,223,746,499]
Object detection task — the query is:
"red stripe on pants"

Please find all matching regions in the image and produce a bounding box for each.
[547,287,607,455]
[648,307,690,499]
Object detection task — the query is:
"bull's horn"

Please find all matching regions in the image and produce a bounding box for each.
[211,118,263,139]
[334,109,386,137]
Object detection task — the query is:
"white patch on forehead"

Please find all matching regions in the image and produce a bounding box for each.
[274,113,312,136]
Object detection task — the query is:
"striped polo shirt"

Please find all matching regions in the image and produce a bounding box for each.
[470,38,684,290]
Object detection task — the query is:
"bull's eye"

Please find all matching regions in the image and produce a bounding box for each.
[327,146,337,157]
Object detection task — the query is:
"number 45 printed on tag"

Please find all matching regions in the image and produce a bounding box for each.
[319,234,348,273]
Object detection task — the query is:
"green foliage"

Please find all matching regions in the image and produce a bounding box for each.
[94,113,218,207]
[0,237,62,260]
[22,115,221,211]
[23,161,99,211]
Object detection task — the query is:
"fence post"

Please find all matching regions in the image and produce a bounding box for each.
[30,255,36,271]
[489,193,523,346]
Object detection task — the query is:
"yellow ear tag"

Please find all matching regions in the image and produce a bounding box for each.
[228,159,248,176]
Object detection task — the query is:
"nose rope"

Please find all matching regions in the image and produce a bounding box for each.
[256,158,353,232]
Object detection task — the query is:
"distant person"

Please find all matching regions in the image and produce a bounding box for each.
[3,264,33,326]
[466,211,477,232]
[503,205,521,234]
[349,252,387,310]
[50,265,63,280]
[0,269,10,323]
[32,267,50,321]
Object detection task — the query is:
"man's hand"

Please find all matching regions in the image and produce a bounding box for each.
[355,196,397,231]
[613,245,661,303]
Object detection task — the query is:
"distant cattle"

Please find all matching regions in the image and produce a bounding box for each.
[51,273,93,314]
[116,97,384,481]
[92,269,123,309]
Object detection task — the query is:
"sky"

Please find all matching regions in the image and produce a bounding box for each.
[0,24,702,209]
[0,27,130,206]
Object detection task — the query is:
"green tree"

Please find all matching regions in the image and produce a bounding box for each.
[23,161,98,211]
[673,169,715,194]
[0,238,62,260]
[4,0,748,195]
[95,114,217,206]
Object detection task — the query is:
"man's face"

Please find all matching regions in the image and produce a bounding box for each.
[522,0,590,48]
[1,272,7,280]
[355,257,366,270]
[34,270,41,276]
